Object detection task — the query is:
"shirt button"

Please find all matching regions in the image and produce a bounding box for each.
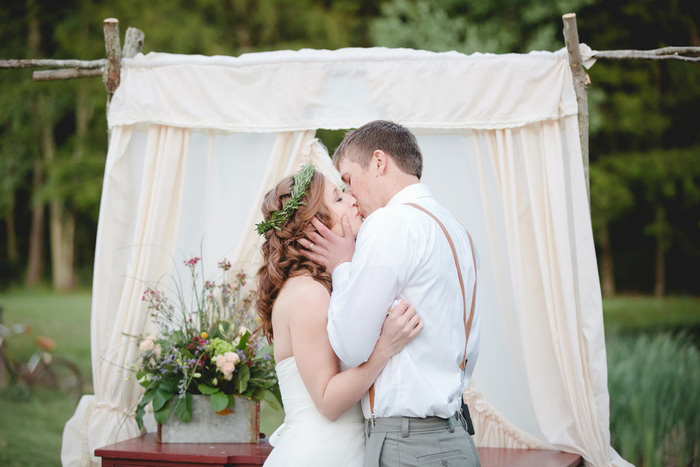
[442,460,448,466]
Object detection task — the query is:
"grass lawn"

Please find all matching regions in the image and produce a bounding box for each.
[603,295,700,334]
[0,290,698,465]
[0,288,283,466]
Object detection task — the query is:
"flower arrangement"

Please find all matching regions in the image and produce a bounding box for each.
[133,257,281,430]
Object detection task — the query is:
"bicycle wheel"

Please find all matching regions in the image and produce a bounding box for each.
[33,356,84,402]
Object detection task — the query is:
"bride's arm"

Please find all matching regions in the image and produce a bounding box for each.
[288,278,422,421]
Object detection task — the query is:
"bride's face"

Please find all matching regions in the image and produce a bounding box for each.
[323,178,363,237]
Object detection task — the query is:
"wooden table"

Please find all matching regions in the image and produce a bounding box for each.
[478,447,582,467]
[95,434,273,466]
[96,435,583,466]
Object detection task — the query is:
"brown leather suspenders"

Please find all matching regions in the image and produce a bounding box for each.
[405,203,477,372]
[368,203,477,419]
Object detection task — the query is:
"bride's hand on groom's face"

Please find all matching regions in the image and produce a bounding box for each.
[376,301,423,357]
[299,216,356,273]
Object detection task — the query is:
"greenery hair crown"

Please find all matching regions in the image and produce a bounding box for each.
[256,164,316,236]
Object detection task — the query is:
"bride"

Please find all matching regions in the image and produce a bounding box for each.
[256,165,422,466]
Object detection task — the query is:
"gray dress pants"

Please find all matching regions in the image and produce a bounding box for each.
[364,413,481,467]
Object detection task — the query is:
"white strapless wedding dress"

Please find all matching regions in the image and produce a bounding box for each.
[264,357,365,466]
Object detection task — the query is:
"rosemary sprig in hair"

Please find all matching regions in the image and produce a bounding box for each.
[256,164,316,235]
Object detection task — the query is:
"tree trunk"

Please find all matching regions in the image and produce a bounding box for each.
[25,0,45,287]
[42,113,77,291]
[49,202,76,291]
[599,223,616,297]
[653,205,667,299]
[5,202,18,262]
[654,239,665,299]
[25,164,45,286]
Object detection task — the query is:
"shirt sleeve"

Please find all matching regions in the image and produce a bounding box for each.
[326,209,415,367]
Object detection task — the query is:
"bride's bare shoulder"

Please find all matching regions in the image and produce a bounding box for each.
[276,275,330,314]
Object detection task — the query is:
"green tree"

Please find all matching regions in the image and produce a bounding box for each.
[0,0,375,289]
[594,148,700,297]
[372,0,700,295]
[371,0,595,54]
[589,164,634,297]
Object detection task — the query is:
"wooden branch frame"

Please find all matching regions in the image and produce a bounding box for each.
[33,68,103,81]
[0,58,105,69]
[122,27,145,59]
[102,18,122,102]
[594,46,700,62]
[563,13,590,203]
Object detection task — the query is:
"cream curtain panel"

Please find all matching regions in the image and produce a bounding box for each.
[62,47,629,466]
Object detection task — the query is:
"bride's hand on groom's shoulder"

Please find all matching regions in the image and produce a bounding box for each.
[299,216,356,273]
[376,301,423,357]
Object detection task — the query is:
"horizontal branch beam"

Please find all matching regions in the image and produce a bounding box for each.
[33,68,103,81]
[0,58,106,69]
[594,46,700,62]
[593,50,700,62]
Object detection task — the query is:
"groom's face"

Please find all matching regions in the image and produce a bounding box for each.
[338,156,378,218]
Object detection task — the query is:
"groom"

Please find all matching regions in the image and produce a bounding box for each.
[302,120,481,466]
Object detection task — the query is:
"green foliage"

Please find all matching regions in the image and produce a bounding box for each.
[0,289,284,464]
[133,261,281,428]
[603,295,700,332]
[370,0,700,295]
[371,0,596,54]
[589,164,634,234]
[256,164,315,235]
[592,146,700,248]
[606,332,700,466]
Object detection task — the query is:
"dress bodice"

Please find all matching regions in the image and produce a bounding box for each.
[273,356,364,426]
[264,356,365,466]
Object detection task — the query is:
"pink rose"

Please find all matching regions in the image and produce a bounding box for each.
[215,355,226,368]
[224,352,240,365]
[222,362,235,380]
[139,339,155,352]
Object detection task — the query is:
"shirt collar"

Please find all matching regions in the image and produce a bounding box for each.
[386,183,433,207]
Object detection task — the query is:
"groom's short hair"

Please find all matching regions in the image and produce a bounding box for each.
[333,120,423,179]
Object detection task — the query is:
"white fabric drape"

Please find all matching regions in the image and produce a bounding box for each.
[108,48,578,132]
[62,47,629,467]
[415,119,625,465]
[61,126,336,465]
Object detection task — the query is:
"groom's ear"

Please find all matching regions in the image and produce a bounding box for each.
[372,150,388,175]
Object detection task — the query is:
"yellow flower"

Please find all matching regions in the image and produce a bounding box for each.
[201,332,208,339]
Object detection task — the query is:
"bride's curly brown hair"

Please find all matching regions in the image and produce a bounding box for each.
[256,172,334,342]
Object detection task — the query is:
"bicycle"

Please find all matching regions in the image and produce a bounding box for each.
[0,305,84,403]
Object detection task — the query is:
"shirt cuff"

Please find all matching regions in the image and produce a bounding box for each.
[331,261,351,289]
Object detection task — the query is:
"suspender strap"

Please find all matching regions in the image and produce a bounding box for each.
[368,203,477,418]
[405,203,477,372]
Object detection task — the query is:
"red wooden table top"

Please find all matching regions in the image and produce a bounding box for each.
[94,434,272,465]
[478,447,582,467]
[95,434,583,467]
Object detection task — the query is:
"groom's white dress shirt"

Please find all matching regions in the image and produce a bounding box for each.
[327,183,481,419]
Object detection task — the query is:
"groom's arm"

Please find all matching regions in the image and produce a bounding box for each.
[308,211,414,367]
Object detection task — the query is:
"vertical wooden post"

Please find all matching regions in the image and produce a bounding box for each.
[563,13,590,203]
[102,18,121,108]
[122,27,145,59]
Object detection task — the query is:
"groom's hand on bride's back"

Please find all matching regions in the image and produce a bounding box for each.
[299,216,356,273]
[375,301,423,357]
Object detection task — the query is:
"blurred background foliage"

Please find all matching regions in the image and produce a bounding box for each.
[0,0,698,297]
[1,1,699,466]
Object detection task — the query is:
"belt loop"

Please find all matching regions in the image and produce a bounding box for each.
[447,414,456,433]
[365,418,371,438]
[401,417,409,438]
[457,411,467,431]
